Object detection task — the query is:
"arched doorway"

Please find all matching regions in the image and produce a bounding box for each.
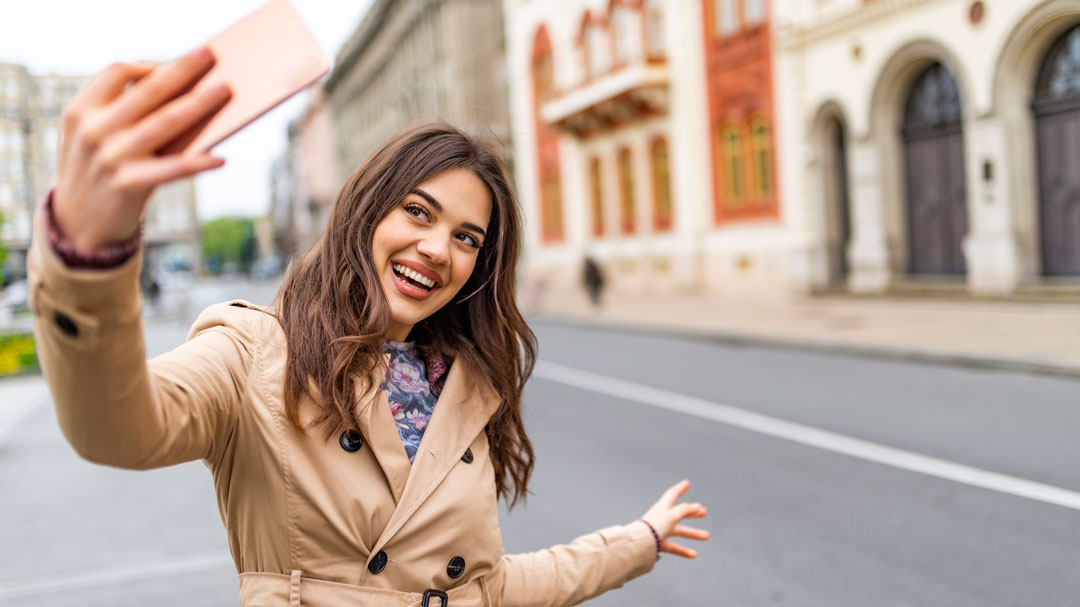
[823,116,851,284]
[901,63,968,275]
[1034,24,1080,276]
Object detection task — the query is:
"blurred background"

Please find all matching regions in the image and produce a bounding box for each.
[2,0,1080,605]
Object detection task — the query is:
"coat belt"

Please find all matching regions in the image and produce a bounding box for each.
[238,571,491,607]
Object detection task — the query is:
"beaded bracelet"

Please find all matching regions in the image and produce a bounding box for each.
[638,518,662,561]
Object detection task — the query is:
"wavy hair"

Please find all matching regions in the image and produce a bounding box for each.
[275,123,536,507]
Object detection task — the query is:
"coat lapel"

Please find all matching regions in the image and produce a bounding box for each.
[353,361,411,503]
[371,360,501,553]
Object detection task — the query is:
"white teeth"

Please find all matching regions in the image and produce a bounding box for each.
[394,264,436,288]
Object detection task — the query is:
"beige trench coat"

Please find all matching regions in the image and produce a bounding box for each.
[26,211,656,607]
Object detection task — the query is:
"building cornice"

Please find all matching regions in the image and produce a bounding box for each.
[323,0,395,92]
[780,0,947,51]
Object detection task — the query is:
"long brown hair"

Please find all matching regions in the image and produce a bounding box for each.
[276,123,536,507]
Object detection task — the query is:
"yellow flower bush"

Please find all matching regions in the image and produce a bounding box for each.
[0,331,38,376]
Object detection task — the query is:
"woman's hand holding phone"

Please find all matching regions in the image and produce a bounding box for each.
[53,47,231,253]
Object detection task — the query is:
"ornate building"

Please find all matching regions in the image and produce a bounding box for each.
[778,0,1080,296]
[507,0,1080,299]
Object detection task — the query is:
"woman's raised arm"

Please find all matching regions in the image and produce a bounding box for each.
[27,50,245,469]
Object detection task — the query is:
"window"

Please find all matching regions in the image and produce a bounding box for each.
[721,126,744,207]
[587,22,609,77]
[744,0,765,27]
[611,5,635,65]
[617,147,636,234]
[750,120,772,198]
[589,156,605,237]
[541,175,564,241]
[651,138,673,231]
[532,27,555,102]
[644,0,665,56]
[716,0,738,37]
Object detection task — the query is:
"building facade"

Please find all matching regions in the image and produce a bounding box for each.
[506,0,1080,299]
[0,66,202,280]
[322,0,512,174]
[778,0,1080,296]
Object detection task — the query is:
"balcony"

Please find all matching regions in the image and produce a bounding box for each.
[540,61,670,137]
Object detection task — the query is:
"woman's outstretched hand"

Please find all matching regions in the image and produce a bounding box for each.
[54,47,231,252]
[639,480,710,559]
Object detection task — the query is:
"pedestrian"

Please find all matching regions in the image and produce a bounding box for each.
[582,255,605,307]
[29,49,708,606]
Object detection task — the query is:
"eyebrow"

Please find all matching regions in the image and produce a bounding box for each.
[410,188,488,239]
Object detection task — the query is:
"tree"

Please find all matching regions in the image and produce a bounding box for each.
[201,217,257,275]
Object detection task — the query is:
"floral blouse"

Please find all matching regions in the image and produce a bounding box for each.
[381,340,448,463]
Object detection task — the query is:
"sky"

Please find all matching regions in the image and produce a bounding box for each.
[2,0,374,220]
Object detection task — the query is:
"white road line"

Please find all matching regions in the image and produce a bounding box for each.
[0,552,233,599]
[535,360,1080,512]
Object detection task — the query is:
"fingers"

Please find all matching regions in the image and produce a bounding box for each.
[677,502,708,520]
[670,524,710,541]
[74,61,158,107]
[661,539,698,559]
[99,46,217,133]
[113,153,225,192]
[659,479,691,508]
[114,81,231,157]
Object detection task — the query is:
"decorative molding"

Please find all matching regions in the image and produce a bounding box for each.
[780,0,948,51]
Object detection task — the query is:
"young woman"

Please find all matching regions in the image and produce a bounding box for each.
[29,47,709,606]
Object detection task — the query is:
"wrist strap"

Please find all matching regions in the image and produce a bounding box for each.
[638,518,662,561]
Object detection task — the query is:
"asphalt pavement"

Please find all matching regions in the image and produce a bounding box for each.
[1,282,1078,605]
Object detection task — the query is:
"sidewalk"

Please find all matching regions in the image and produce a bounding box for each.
[526,287,1080,377]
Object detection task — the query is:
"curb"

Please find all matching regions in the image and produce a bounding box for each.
[531,313,1080,380]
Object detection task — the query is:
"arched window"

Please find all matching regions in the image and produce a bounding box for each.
[532,26,564,243]
[583,14,609,78]
[611,3,635,66]
[715,0,738,37]
[744,0,765,27]
[643,0,665,57]
[1035,24,1080,101]
[617,146,636,234]
[589,156,606,237]
[650,137,673,231]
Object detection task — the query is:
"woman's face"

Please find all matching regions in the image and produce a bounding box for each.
[371,167,493,342]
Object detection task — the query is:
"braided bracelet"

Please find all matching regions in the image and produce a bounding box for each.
[638,519,662,561]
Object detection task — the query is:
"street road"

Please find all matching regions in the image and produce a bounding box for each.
[1,283,1078,605]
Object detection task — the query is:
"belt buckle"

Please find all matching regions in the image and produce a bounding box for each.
[422,588,448,607]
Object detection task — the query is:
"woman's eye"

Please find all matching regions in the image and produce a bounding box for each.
[403,203,430,221]
[456,233,481,249]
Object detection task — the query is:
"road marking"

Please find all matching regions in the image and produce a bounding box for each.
[0,552,233,599]
[0,375,48,445]
[535,360,1080,512]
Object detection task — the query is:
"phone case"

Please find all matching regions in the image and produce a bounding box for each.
[158,0,331,156]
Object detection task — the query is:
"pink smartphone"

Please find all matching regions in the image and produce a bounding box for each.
[158,0,330,155]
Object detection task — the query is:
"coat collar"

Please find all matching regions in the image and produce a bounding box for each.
[358,357,501,554]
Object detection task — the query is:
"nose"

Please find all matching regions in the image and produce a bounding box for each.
[416,231,450,266]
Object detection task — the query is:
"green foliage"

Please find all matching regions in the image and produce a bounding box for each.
[201,216,258,275]
[0,331,38,376]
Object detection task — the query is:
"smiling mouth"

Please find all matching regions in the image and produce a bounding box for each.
[393,263,438,291]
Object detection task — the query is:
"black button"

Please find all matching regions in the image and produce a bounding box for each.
[368,550,387,574]
[340,430,363,452]
[54,312,78,337]
[461,448,474,464]
[447,556,465,579]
